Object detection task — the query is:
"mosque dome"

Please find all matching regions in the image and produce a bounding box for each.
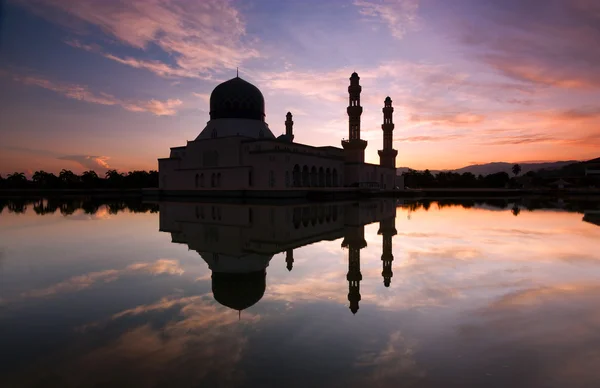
[211,270,266,311]
[209,76,265,121]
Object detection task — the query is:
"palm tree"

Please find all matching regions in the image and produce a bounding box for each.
[512,164,522,177]
[6,172,28,188]
[105,169,124,187]
[59,169,80,187]
[81,170,99,187]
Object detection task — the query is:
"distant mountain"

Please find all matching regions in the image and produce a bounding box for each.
[453,161,579,176]
[397,161,580,176]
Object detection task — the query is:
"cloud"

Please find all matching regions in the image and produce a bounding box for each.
[454,0,600,89]
[354,331,425,386]
[58,155,111,171]
[17,296,254,387]
[20,259,184,299]
[409,112,485,126]
[7,72,182,115]
[394,134,465,143]
[354,0,421,40]
[24,0,260,78]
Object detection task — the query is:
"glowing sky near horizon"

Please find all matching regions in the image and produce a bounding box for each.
[0,0,599,175]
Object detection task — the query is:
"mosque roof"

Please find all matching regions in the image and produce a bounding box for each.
[209,76,265,121]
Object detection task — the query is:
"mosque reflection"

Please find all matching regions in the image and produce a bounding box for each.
[159,200,398,315]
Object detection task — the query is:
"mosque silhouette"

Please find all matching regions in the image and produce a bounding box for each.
[159,200,398,315]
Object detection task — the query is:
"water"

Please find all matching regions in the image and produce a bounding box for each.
[1,198,600,387]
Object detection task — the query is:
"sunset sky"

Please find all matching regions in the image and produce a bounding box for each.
[1,0,599,175]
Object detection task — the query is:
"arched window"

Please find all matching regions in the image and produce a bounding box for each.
[195,173,199,188]
[293,165,301,187]
[311,166,317,187]
[333,169,338,187]
[319,167,325,187]
[211,173,215,187]
[259,129,264,138]
[326,168,331,187]
[248,170,253,187]
[302,166,309,187]
[211,128,217,138]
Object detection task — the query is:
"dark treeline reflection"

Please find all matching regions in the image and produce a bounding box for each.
[0,197,159,215]
[0,169,158,189]
[401,198,600,214]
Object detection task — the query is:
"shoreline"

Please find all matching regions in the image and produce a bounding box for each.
[1,187,600,200]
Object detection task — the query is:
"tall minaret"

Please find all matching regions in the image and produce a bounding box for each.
[378,217,397,287]
[285,112,294,142]
[378,97,398,169]
[342,72,368,163]
[342,224,367,315]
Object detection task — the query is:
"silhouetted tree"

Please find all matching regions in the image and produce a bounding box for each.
[105,169,124,188]
[512,205,521,216]
[59,169,80,186]
[81,170,100,188]
[6,172,28,188]
[512,164,522,177]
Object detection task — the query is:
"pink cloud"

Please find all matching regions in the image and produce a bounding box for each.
[354,0,421,40]
[8,72,182,116]
[26,0,259,78]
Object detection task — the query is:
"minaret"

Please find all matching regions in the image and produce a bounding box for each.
[377,217,397,287]
[285,249,294,271]
[342,72,368,163]
[378,97,398,169]
[285,112,294,142]
[342,224,367,314]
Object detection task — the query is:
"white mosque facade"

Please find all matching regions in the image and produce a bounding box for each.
[158,72,400,195]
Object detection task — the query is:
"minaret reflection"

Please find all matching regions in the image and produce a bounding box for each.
[159,200,397,316]
[285,249,294,271]
[341,204,368,315]
[378,217,397,287]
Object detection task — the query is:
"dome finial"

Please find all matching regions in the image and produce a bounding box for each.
[236,67,239,78]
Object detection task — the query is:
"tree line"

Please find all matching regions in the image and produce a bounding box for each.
[0,169,158,189]
[0,197,159,215]
[403,170,516,189]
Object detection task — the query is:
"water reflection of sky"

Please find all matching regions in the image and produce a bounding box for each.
[1,201,600,387]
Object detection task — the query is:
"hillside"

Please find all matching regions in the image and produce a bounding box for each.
[397,161,580,176]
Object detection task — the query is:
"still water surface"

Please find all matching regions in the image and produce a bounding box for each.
[1,198,600,387]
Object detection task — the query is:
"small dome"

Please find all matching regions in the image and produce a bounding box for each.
[212,270,266,311]
[385,96,392,103]
[350,72,359,79]
[210,77,265,121]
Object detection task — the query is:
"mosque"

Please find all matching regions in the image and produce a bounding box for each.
[159,200,398,315]
[158,72,401,196]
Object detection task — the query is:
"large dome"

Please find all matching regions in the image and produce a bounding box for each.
[212,270,266,311]
[209,76,265,121]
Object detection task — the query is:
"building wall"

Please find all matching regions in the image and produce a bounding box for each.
[160,136,346,191]
[344,163,396,189]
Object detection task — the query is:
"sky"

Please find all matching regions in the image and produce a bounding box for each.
[0,0,599,175]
